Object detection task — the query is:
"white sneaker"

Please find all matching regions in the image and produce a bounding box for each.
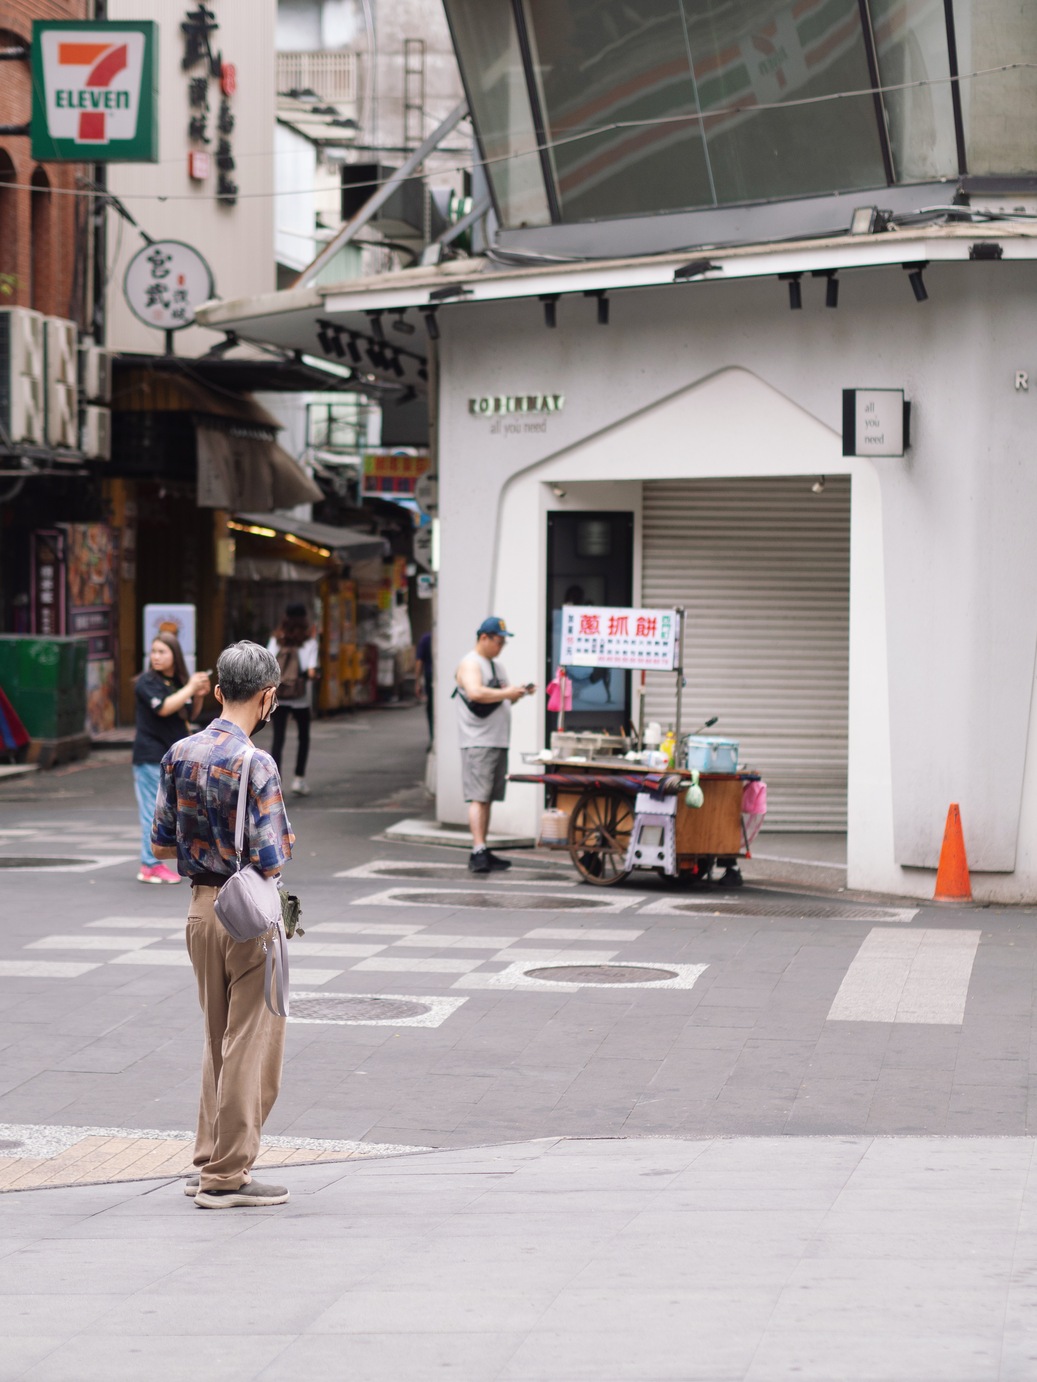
[291,777,310,796]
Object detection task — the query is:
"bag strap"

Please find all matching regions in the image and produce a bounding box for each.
[233,745,256,866]
[264,923,289,1018]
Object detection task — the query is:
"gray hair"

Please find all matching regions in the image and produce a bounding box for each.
[216,641,281,703]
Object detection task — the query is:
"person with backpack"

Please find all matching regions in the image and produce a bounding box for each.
[267,604,319,795]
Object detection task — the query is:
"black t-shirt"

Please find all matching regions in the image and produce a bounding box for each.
[133,670,190,765]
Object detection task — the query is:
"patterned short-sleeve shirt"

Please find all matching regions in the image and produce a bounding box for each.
[151,718,293,879]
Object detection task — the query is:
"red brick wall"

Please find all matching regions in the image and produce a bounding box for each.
[0,1,90,324]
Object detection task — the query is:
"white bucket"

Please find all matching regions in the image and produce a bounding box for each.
[538,808,570,845]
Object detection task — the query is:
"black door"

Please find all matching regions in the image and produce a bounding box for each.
[545,512,633,737]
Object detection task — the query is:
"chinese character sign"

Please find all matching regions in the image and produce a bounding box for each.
[559,606,679,670]
[123,240,214,331]
[360,449,431,497]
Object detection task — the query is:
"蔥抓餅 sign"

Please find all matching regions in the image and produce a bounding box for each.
[842,388,911,458]
[559,606,679,671]
[31,21,158,162]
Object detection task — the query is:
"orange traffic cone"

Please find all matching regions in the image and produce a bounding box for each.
[933,803,972,902]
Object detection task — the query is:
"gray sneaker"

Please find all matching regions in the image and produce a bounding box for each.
[194,1180,289,1208]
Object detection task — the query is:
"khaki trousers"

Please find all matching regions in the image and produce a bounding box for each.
[186,886,286,1192]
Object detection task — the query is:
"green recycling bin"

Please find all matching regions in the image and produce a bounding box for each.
[0,636,88,740]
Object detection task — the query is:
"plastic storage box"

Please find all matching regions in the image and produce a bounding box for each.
[685,736,739,773]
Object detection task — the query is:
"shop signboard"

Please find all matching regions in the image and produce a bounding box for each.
[31,21,159,163]
[143,603,197,675]
[361,448,430,498]
[842,388,910,457]
[124,240,214,332]
[559,605,679,671]
[31,524,119,735]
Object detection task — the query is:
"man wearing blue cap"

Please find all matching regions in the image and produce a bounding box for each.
[454,617,535,874]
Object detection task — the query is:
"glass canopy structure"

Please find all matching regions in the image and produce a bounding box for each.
[442,0,1037,232]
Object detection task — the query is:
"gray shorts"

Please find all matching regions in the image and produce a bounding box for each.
[461,746,508,803]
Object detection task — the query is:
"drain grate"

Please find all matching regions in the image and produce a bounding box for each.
[525,964,679,985]
[0,857,89,869]
[397,890,613,911]
[291,995,431,1023]
[669,899,911,921]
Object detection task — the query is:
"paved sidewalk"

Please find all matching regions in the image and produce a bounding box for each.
[1,1133,1034,1382]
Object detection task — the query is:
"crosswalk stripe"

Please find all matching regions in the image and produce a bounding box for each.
[827,928,981,1025]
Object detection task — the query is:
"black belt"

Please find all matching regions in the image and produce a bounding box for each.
[190,871,232,889]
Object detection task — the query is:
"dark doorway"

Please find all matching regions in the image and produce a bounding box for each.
[546,511,633,736]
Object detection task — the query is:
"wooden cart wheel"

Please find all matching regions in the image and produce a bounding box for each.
[568,787,633,886]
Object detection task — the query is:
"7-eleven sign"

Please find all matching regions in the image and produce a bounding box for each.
[32,21,158,162]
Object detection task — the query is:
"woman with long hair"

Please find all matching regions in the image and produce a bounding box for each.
[132,632,210,883]
[267,603,319,795]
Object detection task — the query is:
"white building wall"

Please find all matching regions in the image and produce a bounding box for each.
[435,261,1037,903]
[106,0,276,356]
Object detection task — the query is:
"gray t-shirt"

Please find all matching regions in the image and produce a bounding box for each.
[455,652,512,749]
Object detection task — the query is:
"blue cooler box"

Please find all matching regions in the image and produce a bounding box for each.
[685,736,739,773]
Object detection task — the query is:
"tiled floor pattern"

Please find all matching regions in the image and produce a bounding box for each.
[0,1122,428,1193]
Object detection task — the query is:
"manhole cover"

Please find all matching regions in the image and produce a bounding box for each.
[400,890,611,911]
[370,864,568,884]
[290,996,430,1022]
[672,900,906,920]
[525,964,678,984]
[0,857,88,869]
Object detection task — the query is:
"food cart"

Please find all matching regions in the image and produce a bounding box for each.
[509,605,764,887]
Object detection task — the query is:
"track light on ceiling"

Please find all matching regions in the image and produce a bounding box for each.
[344,332,361,365]
[392,312,416,335]
[905,261,929,302]
[812,270,839,308]
[583,290,609,325]
[367,311,386,342]
[551,484,566,498]
[811,476,826,494]
[541,294,560,328]
[316,320,343,357]
[421,308,440,341]
[779,272,802,310]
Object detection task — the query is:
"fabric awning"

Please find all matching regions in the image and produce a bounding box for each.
[231,557,326,583]
[234,511,387,560]
[197,428,323,510]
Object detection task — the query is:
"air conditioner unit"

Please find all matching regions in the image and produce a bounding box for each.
[45,317,78,448]
[0,307,45,446]
[81,404,111,461]
[78,342,112,404]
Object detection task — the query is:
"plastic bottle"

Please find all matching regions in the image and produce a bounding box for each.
[661,728,676,767]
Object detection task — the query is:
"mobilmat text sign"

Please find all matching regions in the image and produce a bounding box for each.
[31,21,158,163]
[560,606,679,671]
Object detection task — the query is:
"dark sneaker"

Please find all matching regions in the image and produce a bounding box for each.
[716,866,744,889]
[468,851,492,874]
[484,851,512,871]
[183,1176,200,1197]
[194,1180,289,1208]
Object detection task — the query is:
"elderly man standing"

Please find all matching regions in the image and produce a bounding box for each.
[454,616,534,874]
[152,641,294,1209]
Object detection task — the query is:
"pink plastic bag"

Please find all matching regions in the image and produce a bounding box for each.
[546,670,572,713]
[741,779,767,849]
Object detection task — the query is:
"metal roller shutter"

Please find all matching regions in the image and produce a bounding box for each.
[641,476,850,830]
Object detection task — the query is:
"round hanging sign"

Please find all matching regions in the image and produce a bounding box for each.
[123,239,214,331]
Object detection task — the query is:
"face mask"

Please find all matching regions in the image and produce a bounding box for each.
[253,690,277,735]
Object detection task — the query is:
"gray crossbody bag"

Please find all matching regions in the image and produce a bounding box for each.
[213,745,290,1018]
